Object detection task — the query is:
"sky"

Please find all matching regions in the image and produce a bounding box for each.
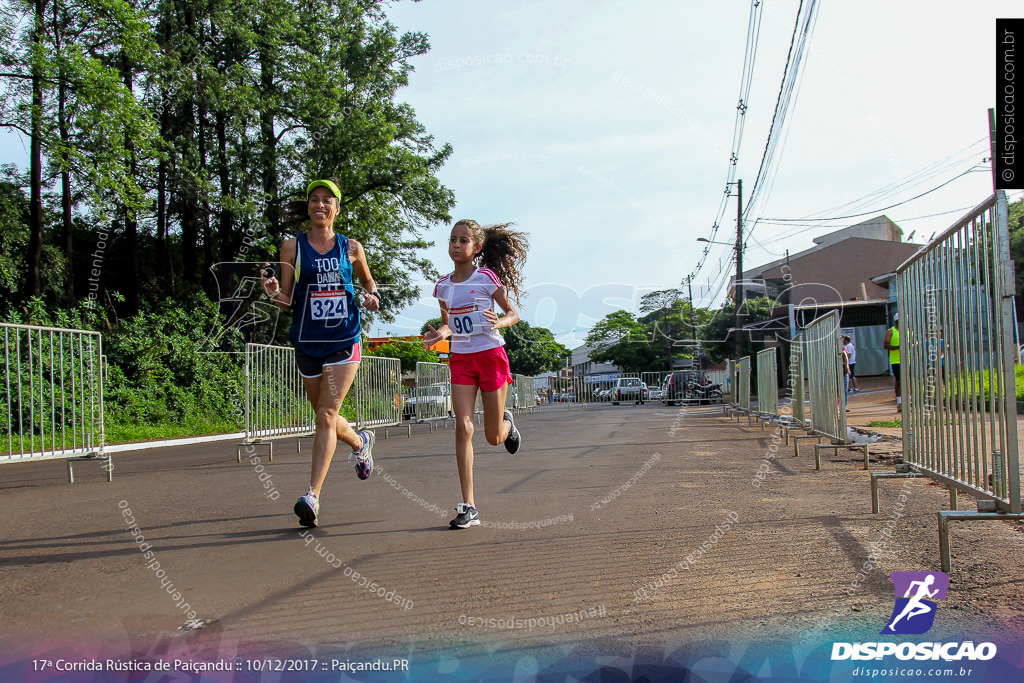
[2,0,1021,347]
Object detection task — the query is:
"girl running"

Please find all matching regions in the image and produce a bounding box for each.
[261,178,380,528]
[423,220,528,529]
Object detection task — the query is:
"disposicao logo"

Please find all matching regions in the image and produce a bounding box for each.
[831,570,997,663]
[882,570,948,635]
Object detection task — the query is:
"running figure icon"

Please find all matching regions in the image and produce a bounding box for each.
[881,571,949,635]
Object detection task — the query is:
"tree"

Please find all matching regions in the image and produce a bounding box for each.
[502,321,570,376]
[0,0,159,305]
[584,310,667,373]
[366,338,439,374]
[420,317,443,335]
[698,296,777,363]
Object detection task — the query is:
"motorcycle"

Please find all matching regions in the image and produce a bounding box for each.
[685,380,724,402]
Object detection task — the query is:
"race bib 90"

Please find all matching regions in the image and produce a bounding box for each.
[309,289,349,320]
[450,311,489,337]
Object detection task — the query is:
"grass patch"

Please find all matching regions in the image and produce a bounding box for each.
[868,419,902,428]
[105,418,241,444]
[0,417,242,454]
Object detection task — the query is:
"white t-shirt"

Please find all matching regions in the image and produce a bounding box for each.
[845,342,857,364]
[433,267,505,354]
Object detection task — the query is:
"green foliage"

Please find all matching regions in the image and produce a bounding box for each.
[420,317,443,335]
[1008,196,1024,300]
[1,293,245,442]
[584,309,670,374]
[0,0,453,320]
[501,321,570,376]
[697,297,778,364]
[366,338,439,374]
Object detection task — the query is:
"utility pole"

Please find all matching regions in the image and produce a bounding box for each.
[687,275,700,369]
[734,178,744,359]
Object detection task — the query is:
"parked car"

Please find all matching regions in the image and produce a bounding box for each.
[648,386,664,401]
[611,377,645,405]
[403,384,453,419]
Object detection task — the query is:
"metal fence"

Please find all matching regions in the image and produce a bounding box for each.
[891,192,1022,571]
[1,323,108,482]
[510,374,537,411]
[726,356,751,420]
[236,343,314,461]
[790,337,806,426]
[706,369,730,396]
[413,361,452,422]
[237,345,404,460]
[800,311,868,468]
[351,356,403,430]
[755,347,778,419]
[640,371,669,393]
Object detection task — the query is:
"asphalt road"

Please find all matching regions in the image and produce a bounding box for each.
[1,400,1022,679]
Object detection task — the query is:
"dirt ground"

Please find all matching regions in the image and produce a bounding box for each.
[0,375,1022,681]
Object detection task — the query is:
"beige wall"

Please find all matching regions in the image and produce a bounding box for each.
[755,238,919,304]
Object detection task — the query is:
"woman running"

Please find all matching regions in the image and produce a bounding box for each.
[261,178,380,527]
[423,219,528,529]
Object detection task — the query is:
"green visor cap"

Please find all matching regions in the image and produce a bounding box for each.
[306,179,342,201]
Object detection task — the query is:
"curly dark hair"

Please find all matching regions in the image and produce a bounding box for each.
[454,219,529,304]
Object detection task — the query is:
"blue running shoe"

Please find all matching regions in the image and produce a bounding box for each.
[352,430,375,480]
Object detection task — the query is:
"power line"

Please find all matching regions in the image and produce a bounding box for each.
[685,0,764,287]
[760,163,983,223]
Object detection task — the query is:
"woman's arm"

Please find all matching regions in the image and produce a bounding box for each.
[262,238,297,311]
[349,239,380,312]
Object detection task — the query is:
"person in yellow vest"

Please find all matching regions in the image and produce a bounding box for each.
[883,313,900,411]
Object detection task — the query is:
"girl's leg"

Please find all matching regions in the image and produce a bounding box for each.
[452,384,479,506]
[302,362,361,498]
[481,383,511,446]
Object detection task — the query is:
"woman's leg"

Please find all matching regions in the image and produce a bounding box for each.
[481,383,511,446]
[452,384,479,506]
[302,362,361,498]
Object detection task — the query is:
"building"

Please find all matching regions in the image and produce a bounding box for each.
[734,215,920,305]
[731,215,919,376]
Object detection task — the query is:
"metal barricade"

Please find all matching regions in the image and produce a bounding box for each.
[736,356,751,413]
[509,374,536,412]
[800,311,868,468]
[413,361,453,422]
[236,343,313,461]
[518,375,537,409]
[790,337,806,426]
[352,355,403,431]
[755,347,778,425]
[1,323,108,482]
[706,369,729,394]
[775,335,811,444]
[888,192,1022,571]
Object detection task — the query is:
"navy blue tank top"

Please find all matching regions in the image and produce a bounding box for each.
[289,232,361,356]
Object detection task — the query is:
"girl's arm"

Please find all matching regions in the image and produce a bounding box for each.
[423,301,452,348]
[349,239,380,311]
[262,238,297,311]
[484,288,519,330]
